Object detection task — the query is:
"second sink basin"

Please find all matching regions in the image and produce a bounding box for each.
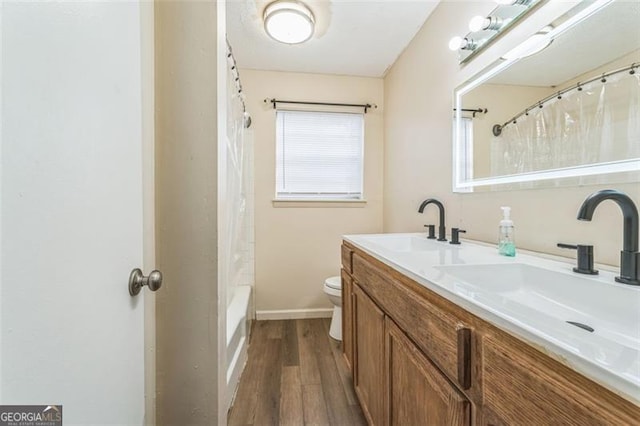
[435,263,640,350]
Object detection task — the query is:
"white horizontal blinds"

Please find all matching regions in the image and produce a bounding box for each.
[276,110,364,199]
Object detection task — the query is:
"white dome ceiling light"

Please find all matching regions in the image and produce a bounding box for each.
[263,1,315,45]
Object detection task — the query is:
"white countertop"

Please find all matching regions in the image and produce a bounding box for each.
[344,233,640,405]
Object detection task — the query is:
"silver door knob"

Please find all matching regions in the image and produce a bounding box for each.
[129,268,163,296]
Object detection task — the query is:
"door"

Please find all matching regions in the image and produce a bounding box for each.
[1,2,148,424]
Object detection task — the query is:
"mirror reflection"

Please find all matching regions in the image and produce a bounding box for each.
[454,0,640,191]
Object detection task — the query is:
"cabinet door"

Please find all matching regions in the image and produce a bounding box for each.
[386,318,471,426]
[341,269,354,371]
[353,283,386,425]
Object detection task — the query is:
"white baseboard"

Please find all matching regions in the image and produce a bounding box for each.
[256,308,334,320]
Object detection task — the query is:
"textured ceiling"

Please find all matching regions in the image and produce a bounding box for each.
[226,0,440,78]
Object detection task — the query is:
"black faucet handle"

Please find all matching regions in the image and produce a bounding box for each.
[557,243,578,250]
[450,228,466,245]
[424,224,436,239]
[557,243,599,275]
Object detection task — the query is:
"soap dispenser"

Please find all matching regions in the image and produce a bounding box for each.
[498,206,516,257]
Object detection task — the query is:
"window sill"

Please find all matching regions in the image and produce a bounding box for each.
[272,199,367,208]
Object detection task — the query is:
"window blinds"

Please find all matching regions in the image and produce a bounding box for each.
[276,110,364,199]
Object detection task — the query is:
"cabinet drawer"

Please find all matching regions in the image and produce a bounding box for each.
[353,253,472,390]
[341,244,353,274]
[482,334,640,425]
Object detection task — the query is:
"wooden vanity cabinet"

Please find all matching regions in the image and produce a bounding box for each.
[341,242,640,426]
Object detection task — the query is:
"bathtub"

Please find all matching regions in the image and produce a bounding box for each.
[226,285,252,410]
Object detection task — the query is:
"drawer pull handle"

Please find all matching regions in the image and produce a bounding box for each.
[457,326,472,389]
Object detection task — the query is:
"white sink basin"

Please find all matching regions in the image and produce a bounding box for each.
[357,234,439,252]
[435,263,640,350]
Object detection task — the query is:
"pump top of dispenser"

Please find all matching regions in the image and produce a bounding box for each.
[500,206,513,227]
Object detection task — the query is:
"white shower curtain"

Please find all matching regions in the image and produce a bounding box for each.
[224,53,254,306]
[490,69,640,178]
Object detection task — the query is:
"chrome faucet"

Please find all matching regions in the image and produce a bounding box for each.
[577,189,639,285]
[418,198,447,241]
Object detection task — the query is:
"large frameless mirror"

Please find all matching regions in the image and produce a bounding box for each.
[453,0,640,192]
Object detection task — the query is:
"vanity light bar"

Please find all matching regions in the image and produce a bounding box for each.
[456,0,615,95]
[451,0,542,62]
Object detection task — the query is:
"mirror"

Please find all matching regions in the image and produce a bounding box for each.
[453,0,640,192]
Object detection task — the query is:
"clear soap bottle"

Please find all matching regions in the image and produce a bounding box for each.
[498,206,516,257]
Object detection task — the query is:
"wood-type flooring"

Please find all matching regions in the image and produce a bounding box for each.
[228,318,367,426]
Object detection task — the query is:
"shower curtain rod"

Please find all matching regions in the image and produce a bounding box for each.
[492,62,639,136]
[226,39,250,123]
[264,98,378,113]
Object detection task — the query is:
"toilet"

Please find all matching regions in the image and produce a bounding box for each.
[323,276,342,341]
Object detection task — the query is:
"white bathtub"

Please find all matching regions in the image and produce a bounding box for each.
[226,285,252,410]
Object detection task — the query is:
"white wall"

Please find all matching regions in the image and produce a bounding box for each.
[155,1,226,424]
[384,1,639,267]
[241,70,384,316]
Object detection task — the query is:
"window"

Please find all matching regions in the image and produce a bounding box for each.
[275,110,364,200]
[454,117,474,193]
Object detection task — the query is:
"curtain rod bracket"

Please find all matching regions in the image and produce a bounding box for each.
[453,107,488,118]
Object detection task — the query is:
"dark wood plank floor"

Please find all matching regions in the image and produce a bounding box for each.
[228,318,367,426]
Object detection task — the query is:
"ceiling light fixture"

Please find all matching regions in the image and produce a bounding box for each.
[263,0,315,45]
